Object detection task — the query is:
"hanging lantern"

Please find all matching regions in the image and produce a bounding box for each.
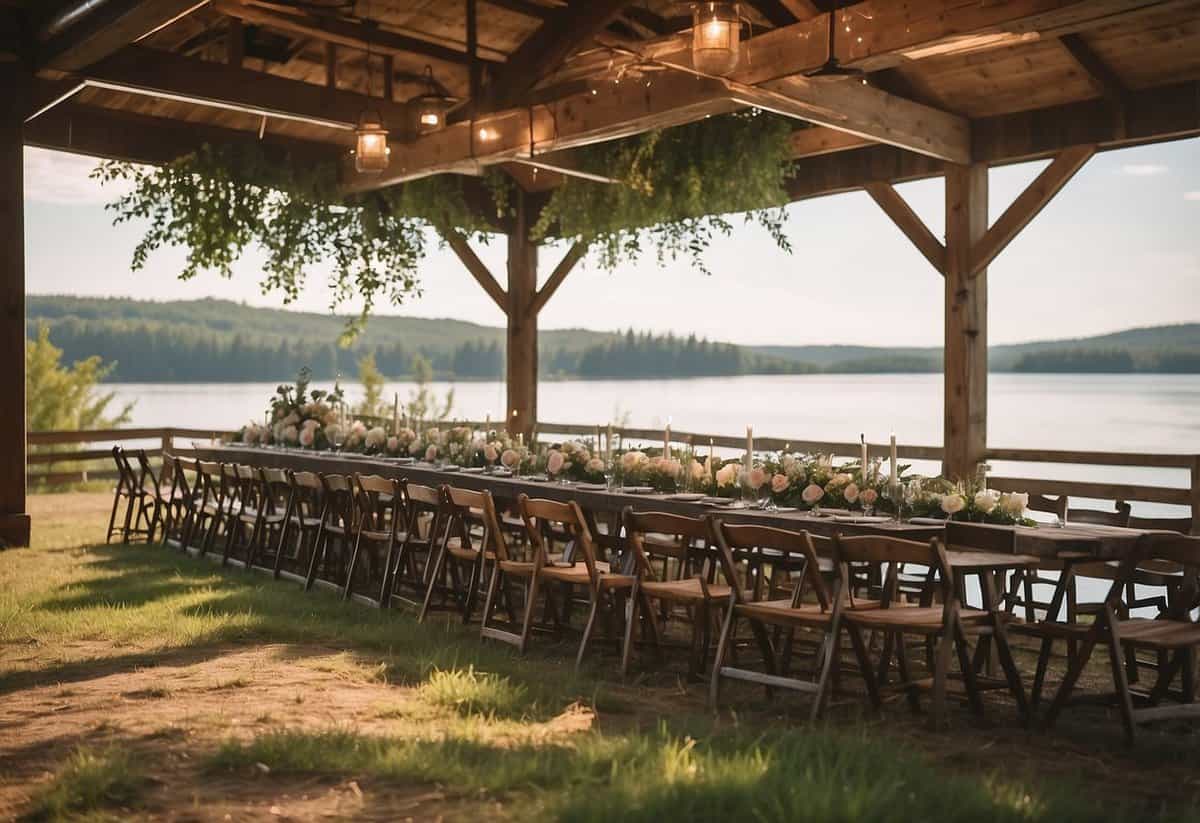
[691,2,740,77]
[410,65,453,134]
[354,109,389,174]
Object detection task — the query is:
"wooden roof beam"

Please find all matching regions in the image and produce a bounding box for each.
[40,0,206,71]
[67,45,412,143]
[482,0,558,21]
[864,181,946,275]
[23,100,341,166]
[481,0,628,111]
[968,144,1095,278]
[789,127,874,158]
[741,0,800,27]
[212,0,502,69]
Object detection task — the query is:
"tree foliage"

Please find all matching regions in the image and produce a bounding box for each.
[26,324,133,432]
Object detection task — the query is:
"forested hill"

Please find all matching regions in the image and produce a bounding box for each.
[25,296,1200,382]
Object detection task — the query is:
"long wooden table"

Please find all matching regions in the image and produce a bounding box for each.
[192,445,1163,561]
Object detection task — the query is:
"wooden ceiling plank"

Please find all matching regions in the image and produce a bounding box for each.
[1059,32,1128,102]
[864,181,946,275]
[212,0,501,69]
[968,144,1096,277]
[442,231,509,313]
[41,0,206,71]
[530,241,588,315]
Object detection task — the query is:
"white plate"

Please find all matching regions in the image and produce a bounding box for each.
[832,515,892,524]
[620,486,655,495]
[773,507,798,513]
[439,465,461,472]
[521,474,549,482]
[909,516,948,525]
[665,493,705,502]
[575,483,608,491]
[388,456,416,464]
[700,497,734,506]
[492,469,513,477]
[462,467,484,474]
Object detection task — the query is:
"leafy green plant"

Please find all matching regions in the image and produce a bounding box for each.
[26,324,133,433]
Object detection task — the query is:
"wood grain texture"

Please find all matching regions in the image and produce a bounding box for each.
[505,191,538,439]
[864,181,946,275]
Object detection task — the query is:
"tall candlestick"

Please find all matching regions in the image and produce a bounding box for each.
[606,424,614,462]
[861,433,869,484]
[596,425,602,457]
[664,417,671,459]
[709,438,716,481]
[889,432,898,491]
[745,425,754,473]
[393,393,400,436]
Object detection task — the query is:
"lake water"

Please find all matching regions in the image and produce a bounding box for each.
[106,373,1199,516]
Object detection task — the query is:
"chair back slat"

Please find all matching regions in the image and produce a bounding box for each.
[446,485,510,561]
[406,482,442,507]
[715,521,831,609]
[624,510,710,542]
[1027,493,1068,519]
[1128,514,1192,534]
[519,495,599,583]
[135,450,161,496]
[1068,501,1131,527]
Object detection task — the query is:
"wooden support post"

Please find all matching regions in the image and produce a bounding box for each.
[943,163,989,482]
[1191,457,1200,536]
[0,61,31,547]
[506,192,538,441]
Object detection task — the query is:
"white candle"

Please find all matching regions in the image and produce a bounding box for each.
[709,438,716,481]
[606,424,614,462]
[393,393,400,436]
[861,434,869,484]
[745,425,754,473]
[664,417,671,458]
[889,432,898,490]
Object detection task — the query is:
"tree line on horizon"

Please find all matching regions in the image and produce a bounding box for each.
[25,314,1200,383]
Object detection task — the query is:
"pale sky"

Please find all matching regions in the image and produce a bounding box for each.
[22,136,1200,347]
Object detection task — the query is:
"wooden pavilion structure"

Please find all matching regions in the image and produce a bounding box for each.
[2,0,1199,546]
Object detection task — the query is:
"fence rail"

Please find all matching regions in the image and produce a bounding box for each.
[25,423,1199,524]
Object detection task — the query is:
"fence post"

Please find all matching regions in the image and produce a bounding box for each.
[1191,456,1199,535]
[161,428,173,486]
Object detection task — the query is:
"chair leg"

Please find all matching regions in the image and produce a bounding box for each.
[480,564,504,638]
[930,621,956,730]
[622,580,641,677]
[1105,622,1136,745]
[105,490,122,544]
[305,525,328,592]
[575,588,602,671]
[418,543,449,623]
[1044,639,1096,730]
[708,604,736,709]
[894,631,922,714]
[847,624,881,710]
[519,573,542,655]
[811,614,842,722]
[954,622,986,719]
[992,619,1030,725]
[343,531,366,602]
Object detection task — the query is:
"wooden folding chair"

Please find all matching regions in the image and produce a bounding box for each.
[105,446,136,544]
[835,534,1027,729]
[420,485,506,624]
[621,509,733,677]
[345,474,406,607]
[245,468,291,574]
[273,470,325,583]
[158,454,199,548]
[387,482,443,610]
[132,450,167,543]
[710,522,870,718]
[187,460,225,556]
[222,464,265,568]
[305,473,355,593]
[510,495,636,669]
[1005,494,1073,622]
[1040,533,1200,744]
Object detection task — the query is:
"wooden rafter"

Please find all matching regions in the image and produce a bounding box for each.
[777,0,822,17]
[864,182,946,275]
[72,45,412,141]
[442,231,509,313]
[732,75,970,164]
[741,0,799,27]
[482,0,556,21]
[482,0,628,111]
[1059,33,1128,104]
[212,0,502,69]
[529,241,588,316]
[968,144,1096,278]
[23,100,340,166]
[789,127,873,158]
[41,0,205,71]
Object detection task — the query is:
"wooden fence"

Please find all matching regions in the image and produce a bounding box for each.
[25,423,1199,525]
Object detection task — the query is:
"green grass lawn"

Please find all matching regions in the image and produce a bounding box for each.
[2,492,1198,821]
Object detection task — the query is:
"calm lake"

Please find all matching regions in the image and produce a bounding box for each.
[107,372,1199,515]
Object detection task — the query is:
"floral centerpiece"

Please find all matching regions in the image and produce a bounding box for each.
[904,478,1035,526]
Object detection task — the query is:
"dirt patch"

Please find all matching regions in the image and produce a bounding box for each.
[0,643,502,820]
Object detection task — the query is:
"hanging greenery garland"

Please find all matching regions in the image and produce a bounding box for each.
[93,110,796,340]
[532,109,796,272]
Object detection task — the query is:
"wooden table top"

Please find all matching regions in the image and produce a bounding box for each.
[191,445,1165,561]
[944,549,1041,571]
